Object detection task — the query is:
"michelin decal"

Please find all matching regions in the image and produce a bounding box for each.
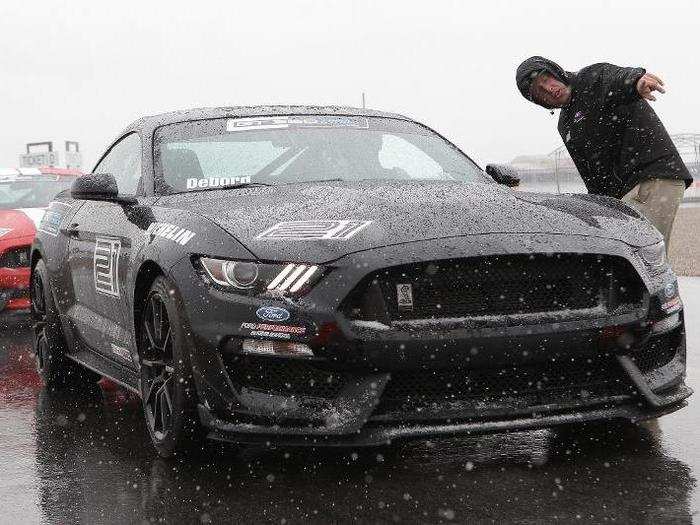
[146,222,196,246]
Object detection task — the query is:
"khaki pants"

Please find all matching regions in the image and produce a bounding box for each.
[622,178,686,250]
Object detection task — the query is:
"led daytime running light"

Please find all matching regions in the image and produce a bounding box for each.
[267,264,319,293]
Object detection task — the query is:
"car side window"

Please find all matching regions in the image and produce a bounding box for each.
[93,133,143,195]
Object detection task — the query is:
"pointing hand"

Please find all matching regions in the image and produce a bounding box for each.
[637,73,666,101]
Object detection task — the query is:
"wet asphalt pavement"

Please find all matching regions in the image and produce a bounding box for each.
[0,279,698,524]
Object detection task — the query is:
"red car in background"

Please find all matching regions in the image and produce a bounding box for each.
[0,167,81,316]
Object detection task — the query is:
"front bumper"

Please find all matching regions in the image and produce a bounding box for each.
[194,329,690,446]
[168,234,692,445]
[0,268,31,312]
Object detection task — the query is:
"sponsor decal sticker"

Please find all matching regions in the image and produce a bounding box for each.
[256,306,291,322]
[38,201,71,237]
[660,282,681,312]
[396,283,414,310]
[38,211,62,236]
[248,330,292,340]
[110,343,132,362]
[257,220,372,240]
[94,237,121,297]
[37,201,71,237]
[227,115,369,132]
[241,322,306,335]
[186,176,250,190]
[661,296,681,313]
[145,222,196,246]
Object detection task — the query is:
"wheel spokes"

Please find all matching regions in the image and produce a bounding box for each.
[35,334,47,370]
[141,291,176,441]
[32,278,44,315]
[143,320,157,351]
[151,295,162,342]
[161,325,171,353]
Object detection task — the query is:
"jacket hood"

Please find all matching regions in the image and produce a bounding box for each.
[516,56,570,109]
[155,180,659,263]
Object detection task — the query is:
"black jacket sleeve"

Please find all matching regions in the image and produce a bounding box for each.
[599,63,646,106]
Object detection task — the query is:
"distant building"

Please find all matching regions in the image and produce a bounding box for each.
[19,141,81,170]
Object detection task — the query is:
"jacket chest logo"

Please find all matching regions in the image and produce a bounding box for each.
[573,111,586,123]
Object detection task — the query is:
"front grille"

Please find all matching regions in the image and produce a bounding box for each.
[375,356,634,414]
[631,331,681,374]
[223,354,348,399]
[342,254,644,323]
[0,246,30,269]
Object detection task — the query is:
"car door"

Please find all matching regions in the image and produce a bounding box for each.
[66,133,144,365]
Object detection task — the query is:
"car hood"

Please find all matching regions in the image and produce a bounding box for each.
[157,180,659,263]
[0,208,43,241]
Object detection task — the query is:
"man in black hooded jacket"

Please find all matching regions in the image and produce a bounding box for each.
[515,56,692,249]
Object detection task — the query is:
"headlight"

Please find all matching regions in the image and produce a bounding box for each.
[199,257,322,295]
[0,228,11,238]
[637,241,666,270]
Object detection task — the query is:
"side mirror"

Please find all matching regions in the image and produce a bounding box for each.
[486,164,520,188]
[70,173,136,203]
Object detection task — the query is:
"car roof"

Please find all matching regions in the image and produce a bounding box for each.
[120,105,413,136]
[0,166,82,178]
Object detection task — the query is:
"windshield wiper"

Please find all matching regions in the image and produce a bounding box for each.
[172,182,273,194]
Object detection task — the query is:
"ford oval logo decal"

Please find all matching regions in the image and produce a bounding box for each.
[664,282,676,299]
[256,306,290,322]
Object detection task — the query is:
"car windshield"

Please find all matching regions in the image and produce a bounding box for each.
[154,115,488,193]
[0,176,74,210]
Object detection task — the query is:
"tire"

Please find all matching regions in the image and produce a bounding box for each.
[31,259,101,391]
[138,276,205,458]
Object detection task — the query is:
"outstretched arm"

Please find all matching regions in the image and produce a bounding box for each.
[599,63,647,105]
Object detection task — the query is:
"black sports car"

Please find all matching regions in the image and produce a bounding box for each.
[30,106,691,457]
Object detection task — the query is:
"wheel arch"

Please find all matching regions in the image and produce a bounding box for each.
[132,261,166,349]
[30,246,42,273]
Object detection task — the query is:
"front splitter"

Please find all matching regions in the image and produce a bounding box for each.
[200,395,690,448]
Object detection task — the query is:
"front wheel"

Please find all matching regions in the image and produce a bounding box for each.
[138,276,205,458]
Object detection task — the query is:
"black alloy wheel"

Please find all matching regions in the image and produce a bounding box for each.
[32,270,49,374]
[140,292,176,441]
[138,276,204,457]
[31,259,100,390]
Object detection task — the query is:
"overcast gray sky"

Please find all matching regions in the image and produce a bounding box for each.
[1,0,698,168]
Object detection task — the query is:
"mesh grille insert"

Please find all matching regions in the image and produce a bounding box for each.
[223,354,348,399]
[631,331,681,374]
[0,246,30,269]
[376,356,634,413]
[342,253,644,323]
